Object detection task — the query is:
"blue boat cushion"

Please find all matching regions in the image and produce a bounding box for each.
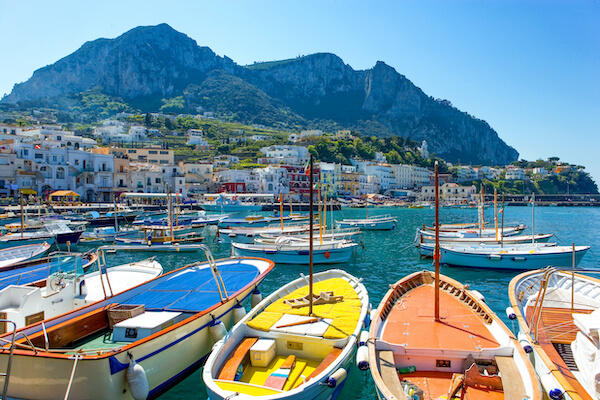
[122,261,261,312]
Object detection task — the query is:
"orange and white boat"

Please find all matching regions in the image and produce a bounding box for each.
[367,162,542,400]
[509,268,600,400]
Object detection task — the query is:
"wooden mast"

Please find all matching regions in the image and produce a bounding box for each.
[308,154,314,316]
[494,188,498,241]
[279,193,284,231]
[434,161,440,322]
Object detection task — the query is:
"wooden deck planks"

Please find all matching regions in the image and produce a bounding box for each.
[377,350,404,399]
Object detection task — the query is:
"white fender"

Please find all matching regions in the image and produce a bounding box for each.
[126,357,149,400]
[506,307,517,320]
[370,309,378,324]
[233,304,246,324]
[251,288,262,308]
[327,368,347,388]
[356,345,369,371]
[517,331,533,353]
[471,290,485,303]
[209,319,227,342]
[359,330,369,347]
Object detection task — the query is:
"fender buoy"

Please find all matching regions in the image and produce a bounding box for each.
[233,303,246,323]
[506,307,516,320]
[324,251,330,259]
[126,354,149,400]
[251,288,262,308]
[327,368,347,388]
[209,319,227,342]
[356,345,369,371]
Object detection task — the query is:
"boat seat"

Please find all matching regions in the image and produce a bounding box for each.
[217,337,258,381]
[305,346,342,381]
[376,350,404,399]
[463,363,502,390]
[495,355,526,400]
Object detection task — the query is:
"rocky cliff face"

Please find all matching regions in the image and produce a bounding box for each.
[2,24,518,164]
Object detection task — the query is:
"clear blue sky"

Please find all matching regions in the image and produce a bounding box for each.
[1,0,598,184]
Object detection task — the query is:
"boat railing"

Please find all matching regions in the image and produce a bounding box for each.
[527,266,600,343]
[182,244,229,302]
[0,320,18,398]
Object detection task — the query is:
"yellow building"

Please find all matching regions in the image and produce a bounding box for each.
[341,172,359,196]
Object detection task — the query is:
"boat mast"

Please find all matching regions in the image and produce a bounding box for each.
[20,190,24,239]
[169,188,174,241]
[531,192,535,245]
[434,161,440,322]
[494,188,498,241]
[309,154,314,316]
[280,193,284,231]
[501,194,505,248]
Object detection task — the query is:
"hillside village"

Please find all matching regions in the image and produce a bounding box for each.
[0,112,593,204]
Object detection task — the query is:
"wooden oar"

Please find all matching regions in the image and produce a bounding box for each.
[276,317,322,329]
[264,355,296,390]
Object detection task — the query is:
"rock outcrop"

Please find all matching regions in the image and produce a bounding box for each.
[2,24,518,164]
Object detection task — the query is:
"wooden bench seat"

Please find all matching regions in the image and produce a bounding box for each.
[217,337,258,381]
[377,350,404,399]
[495,355,526,400]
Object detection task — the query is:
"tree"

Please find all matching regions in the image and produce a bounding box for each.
[144,113,152,127]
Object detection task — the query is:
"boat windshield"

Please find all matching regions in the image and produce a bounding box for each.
[48,253,84,276]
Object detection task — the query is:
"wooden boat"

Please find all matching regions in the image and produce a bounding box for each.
[439,244,589,270]
[0,242,52,269]
[416,232,554,252]
[203,268,369,400]
[509,268,600,400]
[421,224,526,235]
[419,241,557,258]
[0,250,162,332]
[367,163,542,400]
[368,270,542,400]
[0,247,274,399]
[258,228,361,243]
[335,214,397,231]
[232,239,358,264]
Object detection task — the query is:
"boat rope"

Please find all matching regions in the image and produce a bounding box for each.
[64,354,82,400]
[398,243,415,253]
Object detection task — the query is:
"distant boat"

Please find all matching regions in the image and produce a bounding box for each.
[0,242,52,269]
[0,248,274,399]
[439,243,589,270]
[232,238,358,264]
[509,268,600,400]
[203,269,369,400]
[335,214,397,230]
[217,224,312,244]
[419,240,556,257]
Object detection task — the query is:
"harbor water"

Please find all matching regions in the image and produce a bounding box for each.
[77,205,600,399]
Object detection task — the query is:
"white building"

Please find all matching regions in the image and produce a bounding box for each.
[161,165,187,197]
[532,167,548,176]
[505,166,525,180]
[392,164,431,189]
[250,134,272,141]
[355,162,397,192]
[419,140,429,159]
[258,145,310,166]
[288,133,300,143]
[256,166,289,195]
[478,166,502,180]
[457,166,478,182]
[186,129,209,147]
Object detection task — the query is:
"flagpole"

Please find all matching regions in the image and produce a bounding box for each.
[308,154,314,316]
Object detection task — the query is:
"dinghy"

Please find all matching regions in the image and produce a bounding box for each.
[417,233,555,257]
[509,268,600,400]
[203,269,369,400]
[335,214,397,230]
[0,246,273,399]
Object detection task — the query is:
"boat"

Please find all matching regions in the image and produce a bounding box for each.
[67,210,138,227]
[0,242,52,269]
[80,226,138,244]
[232,238,358,264]
[203,269,370,400]
[0,246,274,399]
[258,228,362,243]
[367,163,542,400]
[217,224,312,244]
[335,214,397,230]
[419,241,557,257]
[416,232,555,251]
[509,268,600,400]
[421,224,526,236]
[439,243,590,270]
[0,250,163,332]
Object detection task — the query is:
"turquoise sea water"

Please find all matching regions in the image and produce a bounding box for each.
[79,206,600,399]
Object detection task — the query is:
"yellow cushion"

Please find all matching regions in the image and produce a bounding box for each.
[246,278,362,339]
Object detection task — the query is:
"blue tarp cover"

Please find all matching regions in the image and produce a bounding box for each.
[123,261,261,312]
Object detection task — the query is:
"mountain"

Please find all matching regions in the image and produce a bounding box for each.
[2,23,518,165]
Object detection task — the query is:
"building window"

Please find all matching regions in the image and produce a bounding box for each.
[35,153,43,159]
[149,150,158,154]
[160,151,168,155]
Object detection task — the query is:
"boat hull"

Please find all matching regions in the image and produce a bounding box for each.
[440,246,589,269]
[202,204,263,212]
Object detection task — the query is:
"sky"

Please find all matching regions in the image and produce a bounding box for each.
[0,0,598,183]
